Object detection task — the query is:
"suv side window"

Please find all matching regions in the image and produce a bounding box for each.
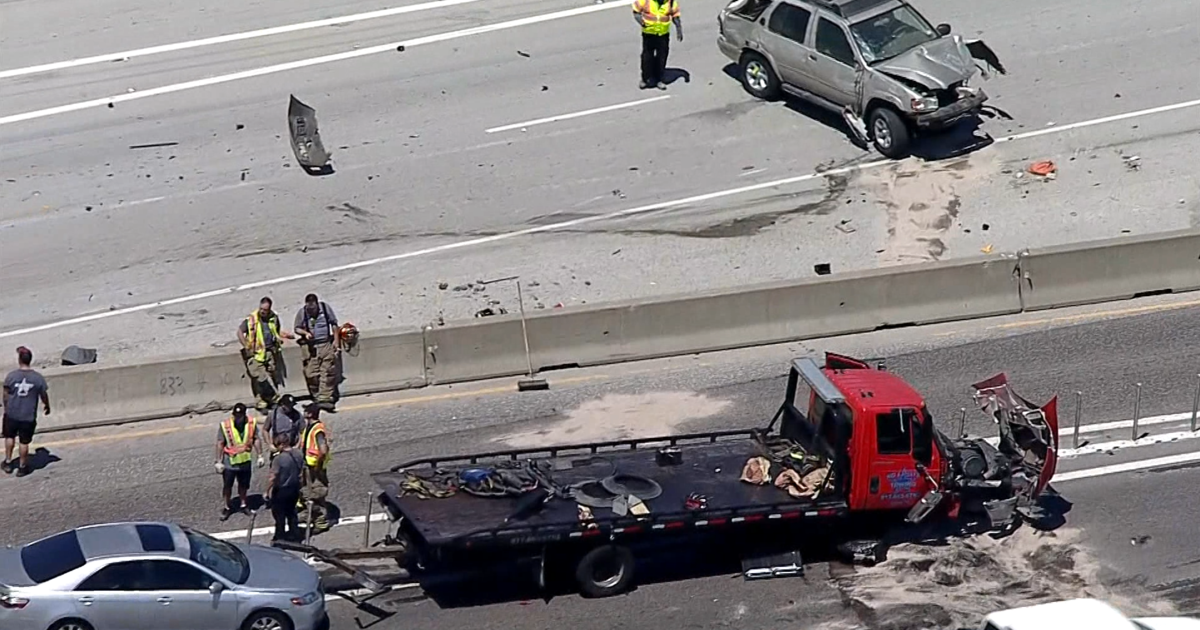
[815,17,856,66]
[875,408,913,455]
[766,3,812,44]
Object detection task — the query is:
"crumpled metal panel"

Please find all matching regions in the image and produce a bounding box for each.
[875,35,977,90]
[287,95,330,169]
[971,373,1059,501]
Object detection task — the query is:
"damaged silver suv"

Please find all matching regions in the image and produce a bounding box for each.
[717,0,1006,158]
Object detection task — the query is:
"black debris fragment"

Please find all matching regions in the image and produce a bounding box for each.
[236,123,245,130]
[814,263,832,276]
[129,142,179,150]
[517,50,530,57]
[438,282,449,290]
[541,85,548,91]
[396,45,406,52]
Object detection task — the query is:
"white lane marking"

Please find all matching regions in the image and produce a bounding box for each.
[1054,450,1200,483]
[0,0,490,81]
[485,95,671,134]
[0,0,631,127]
[211,512,387,541]
[1060,429,1200,459]
[998,97,1200,143]
[3,95,1200,339]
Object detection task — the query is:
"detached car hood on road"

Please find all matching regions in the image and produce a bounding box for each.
[875,35,983,90]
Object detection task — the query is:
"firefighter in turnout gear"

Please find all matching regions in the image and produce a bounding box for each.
[299,404,332,533]
[294,293,340,411]
[238,297,294,411]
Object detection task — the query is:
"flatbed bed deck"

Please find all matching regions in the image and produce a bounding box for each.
[372,429,847,549]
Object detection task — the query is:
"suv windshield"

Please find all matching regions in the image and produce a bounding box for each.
[849,5,938,64]
[183,528,250,584]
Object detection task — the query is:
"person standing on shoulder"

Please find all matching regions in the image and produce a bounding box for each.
[215,403,266,520]
[633,0,682,90]
[266,434,305,543]
[2,347,50,477]
[238,297,293,411]
[267,394,302,463]
[300,404,332,534]
[294,293,340,412]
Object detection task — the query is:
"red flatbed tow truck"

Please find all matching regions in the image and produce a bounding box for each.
[281,353,1059,602]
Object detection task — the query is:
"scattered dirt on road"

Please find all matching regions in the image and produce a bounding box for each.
[866,154,999,265]
[832,526,1175,630]
[498,391,732,447]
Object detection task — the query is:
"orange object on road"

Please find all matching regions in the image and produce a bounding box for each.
[1028,160,1057,177]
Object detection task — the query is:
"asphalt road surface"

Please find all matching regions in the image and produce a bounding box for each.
[6,296,1200,628]
[2,0,1199,363]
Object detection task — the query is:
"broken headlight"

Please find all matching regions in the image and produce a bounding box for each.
[910,96,939,112]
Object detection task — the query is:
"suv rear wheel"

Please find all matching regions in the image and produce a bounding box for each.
[739,52,780,100]
[868,107,911,159]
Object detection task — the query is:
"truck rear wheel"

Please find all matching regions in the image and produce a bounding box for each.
[575,545,635,598]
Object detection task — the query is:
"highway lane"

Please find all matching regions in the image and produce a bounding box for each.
[2,0,1199,363]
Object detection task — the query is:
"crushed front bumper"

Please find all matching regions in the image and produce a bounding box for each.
[914,88,988,130]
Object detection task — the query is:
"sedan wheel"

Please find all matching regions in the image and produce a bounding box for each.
[244,611,293,630]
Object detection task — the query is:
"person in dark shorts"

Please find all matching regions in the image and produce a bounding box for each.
[267,433,305,542]
[2,346,50,477]
[214,403,265,519]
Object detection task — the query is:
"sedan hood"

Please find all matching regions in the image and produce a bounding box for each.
[237,544,320,593]
[0,549,35,587]
[876,35,976,90]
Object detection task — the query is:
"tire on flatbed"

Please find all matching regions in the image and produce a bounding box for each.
[575,545,635,598]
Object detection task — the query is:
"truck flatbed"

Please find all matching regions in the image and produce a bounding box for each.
[372,429,848,550]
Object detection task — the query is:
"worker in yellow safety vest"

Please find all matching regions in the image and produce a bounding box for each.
[632,0,682,90]
[214,403,265,519]
[237,297,294,411]
[299,404,332,533]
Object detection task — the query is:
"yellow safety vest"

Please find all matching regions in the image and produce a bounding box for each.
[305,422,331,470]
[222,418,256,466]
[245,311,281,363]
[634,0,675,36]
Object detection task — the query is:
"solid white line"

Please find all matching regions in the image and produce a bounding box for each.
[210,512,387,541]
[3,96,1200,339]
[0,0,631,127]
[1054,451,1200,483]
[485,96,671,133]
[0,0,489,81]
[998,97,1200,143]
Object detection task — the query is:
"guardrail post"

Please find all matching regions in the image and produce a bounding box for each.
[363,492,374,548]
[305,500,315,548]
[245,510,257,545]
[1080,391,1089,448]
[1132,383,1143,442]
[1191,375,1200,432]
[957,408,967,438]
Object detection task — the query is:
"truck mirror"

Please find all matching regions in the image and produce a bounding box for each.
[936,23,952,36]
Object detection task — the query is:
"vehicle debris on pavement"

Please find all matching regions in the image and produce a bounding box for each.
[287,95,331,174]
[1028,160,1057,178]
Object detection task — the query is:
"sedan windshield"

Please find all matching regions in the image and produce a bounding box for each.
[849,6,939,64]
[184,528,250,584]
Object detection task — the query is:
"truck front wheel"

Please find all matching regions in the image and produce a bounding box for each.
[575,545,635,598]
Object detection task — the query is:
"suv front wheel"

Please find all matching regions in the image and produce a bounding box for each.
[868,107,911,159]
[739,52,780,100]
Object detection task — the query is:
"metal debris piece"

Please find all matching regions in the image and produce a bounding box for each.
[813,263,832,276]
[1123,155,1141,171]
[981,244,994,254]
[129,142,179,150]
[517,50,531,58]
[287,95,331,171]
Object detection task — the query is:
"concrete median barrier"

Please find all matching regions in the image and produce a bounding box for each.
[39,328,428,431]
[1019,230,1200,311]
[526,254,1022,369]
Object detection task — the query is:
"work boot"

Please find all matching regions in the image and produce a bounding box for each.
[639,80,648,89]
[1,460,12,474]
[656,81,667,90]
[220,507,234,521]
[15,466,30,478]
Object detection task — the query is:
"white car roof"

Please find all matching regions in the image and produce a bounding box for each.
[985,599,1138,630]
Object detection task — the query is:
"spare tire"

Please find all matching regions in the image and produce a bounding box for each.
[600,474,663,501]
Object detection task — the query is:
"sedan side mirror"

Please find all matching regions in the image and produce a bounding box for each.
[936,23,952,36]
[209,582,225,596]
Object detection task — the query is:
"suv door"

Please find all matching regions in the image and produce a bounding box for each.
[73,560,159,630]
[142,559,239,630]
[754,1,814,87]
[807,15,862,107]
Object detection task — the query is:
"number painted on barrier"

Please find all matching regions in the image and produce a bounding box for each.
[159,376,185,396]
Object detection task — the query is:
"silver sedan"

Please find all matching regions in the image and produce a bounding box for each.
[0,521,328,630]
